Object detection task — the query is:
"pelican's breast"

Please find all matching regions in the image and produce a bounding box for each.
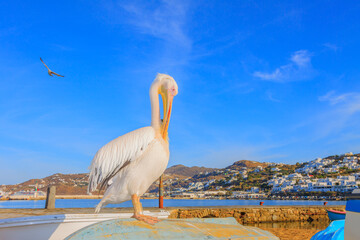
[124,138,170,195]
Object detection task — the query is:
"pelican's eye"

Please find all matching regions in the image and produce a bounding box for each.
[169,87,177,96]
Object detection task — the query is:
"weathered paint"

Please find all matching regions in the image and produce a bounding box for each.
[66,217,279,240]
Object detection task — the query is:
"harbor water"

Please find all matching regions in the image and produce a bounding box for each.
[0,199,346,209]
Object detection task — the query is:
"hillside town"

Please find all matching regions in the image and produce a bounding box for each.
[145,152,360,199]
[1,152,359,200]
[269,154,360,193]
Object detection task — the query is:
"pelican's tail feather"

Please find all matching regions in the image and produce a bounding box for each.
[95,196,108,213]
[95,203,102,214]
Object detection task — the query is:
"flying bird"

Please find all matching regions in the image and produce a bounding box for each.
[40,57,64,77]
[88,73,178,224]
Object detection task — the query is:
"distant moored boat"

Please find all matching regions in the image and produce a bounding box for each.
[327,209,346,221]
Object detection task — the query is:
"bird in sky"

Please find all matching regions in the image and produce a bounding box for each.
[88,73,178,224]
[40,57,64,77]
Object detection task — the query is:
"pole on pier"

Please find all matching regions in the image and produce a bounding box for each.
[159,175,164,208]
[45,185,56,209]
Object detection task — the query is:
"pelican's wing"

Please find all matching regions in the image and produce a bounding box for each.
[51,71,64,77]
[40,57,50,70]
[88,126,155,193]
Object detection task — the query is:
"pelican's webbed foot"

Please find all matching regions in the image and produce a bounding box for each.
[132,214,160,225]
[131,194,160,224]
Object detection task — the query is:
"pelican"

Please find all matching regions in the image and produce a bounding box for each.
[40,57,64,77]
[88,73,178,224]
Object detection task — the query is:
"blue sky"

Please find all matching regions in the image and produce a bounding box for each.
[1,1,360,184]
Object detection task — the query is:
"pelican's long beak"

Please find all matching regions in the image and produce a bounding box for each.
[161,90,174,140]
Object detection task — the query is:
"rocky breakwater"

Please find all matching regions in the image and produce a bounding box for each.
[168,205,345,224]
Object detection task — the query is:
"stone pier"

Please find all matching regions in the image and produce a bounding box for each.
[167,205,345,224]
[0,205,345,224]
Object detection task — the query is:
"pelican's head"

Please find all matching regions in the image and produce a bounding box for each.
[151,73,178,139]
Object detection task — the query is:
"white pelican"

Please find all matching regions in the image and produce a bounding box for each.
[40,57,64,77]
[88,73,178,224]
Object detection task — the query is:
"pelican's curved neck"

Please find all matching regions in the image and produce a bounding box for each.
[150,83,161,132]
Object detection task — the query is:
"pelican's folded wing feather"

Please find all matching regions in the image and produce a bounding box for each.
[88,126,155,193]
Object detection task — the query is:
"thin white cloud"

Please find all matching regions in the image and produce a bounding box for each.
[266,90,281,102]
[323,43,339,52]
[319,91,355,105]
[253,50,315,83]
[290,50,311,66]
[316,91,360,139]
[254,69,282,80]
[319,91,360,115]
[121,0,191,48]
[295,91,360,141]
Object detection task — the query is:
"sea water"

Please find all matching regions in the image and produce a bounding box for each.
[0,199,346,209]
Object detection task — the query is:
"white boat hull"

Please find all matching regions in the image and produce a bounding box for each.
[0,211,170,240]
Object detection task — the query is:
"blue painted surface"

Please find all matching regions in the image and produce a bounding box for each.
[310,220,344,240]
[345,200,360,213]
[0,199,346,209]
[327,210,346,221]
[66,218,279,240]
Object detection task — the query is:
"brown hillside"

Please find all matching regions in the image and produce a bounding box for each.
[227,160,269,169]
[4,173,89,195]
[164,164,217,177]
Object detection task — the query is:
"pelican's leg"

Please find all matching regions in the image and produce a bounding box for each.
[131,194,159,224]
[138,196,160,222]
